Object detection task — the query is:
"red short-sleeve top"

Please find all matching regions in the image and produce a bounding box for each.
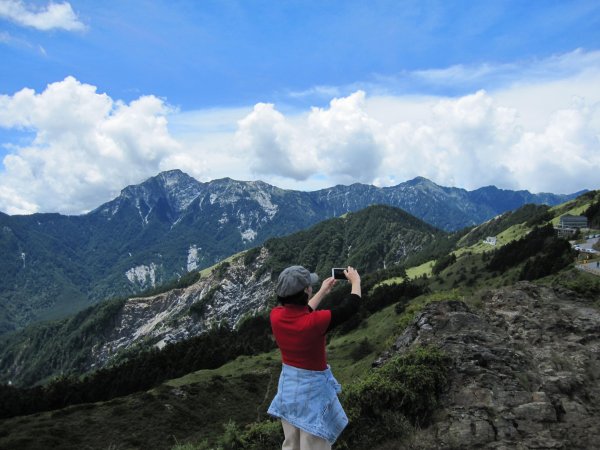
[270,304,332,371]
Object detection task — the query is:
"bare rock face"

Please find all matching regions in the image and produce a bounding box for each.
[90,248,274,370]
[376,282,600,449]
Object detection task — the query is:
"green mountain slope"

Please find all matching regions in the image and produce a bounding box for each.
[262,204,444,277]
[0,204,443,388]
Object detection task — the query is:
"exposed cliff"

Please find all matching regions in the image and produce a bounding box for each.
[90,247,274,370]
[375,282,600,449]
[0,248,274,384]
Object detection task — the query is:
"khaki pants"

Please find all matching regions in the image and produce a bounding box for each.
[281,419,332,450]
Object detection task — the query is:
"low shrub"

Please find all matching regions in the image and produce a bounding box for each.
[551,269,600,301]
[237,420,282,450]
[243,247,262,267]
[198,346,449,450]
[350,338,374,362]
[195,419,282,450]
[432,253,456,275]
[337,345,449,449]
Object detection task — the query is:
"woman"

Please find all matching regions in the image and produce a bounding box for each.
[268,265,361,450]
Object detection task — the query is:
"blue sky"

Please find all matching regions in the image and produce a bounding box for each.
[1,0,600,214]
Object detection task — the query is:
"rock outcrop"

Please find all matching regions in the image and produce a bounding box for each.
[90,248,274,370]
[375,282,600,449]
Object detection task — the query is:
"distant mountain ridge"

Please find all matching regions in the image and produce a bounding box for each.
[93,170,582,233]
[0,170,583,334]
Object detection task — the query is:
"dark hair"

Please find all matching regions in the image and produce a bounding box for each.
[278,290,308,306]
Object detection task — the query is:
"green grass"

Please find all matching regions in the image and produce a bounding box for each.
[549,190,599,225]
[376,260,434,287]
[395,290,466,330]
[199,252,244,278]
[166,350,281,388]
[0,367,275,450]
[170,301,404,389]
[406,261,434,279]
[326,304,404,384]
[452,222,530,259]
[550,204,590,226]
[0,293,435,450]
[494,223,530,244]
[454,240,492,256]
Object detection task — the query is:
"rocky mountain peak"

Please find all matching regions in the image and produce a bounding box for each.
[124,169,202,212]
[89,170,580,231]
[401,176,446,190]
[395,177,460,204]
[92,170,203,221]
[155,169,196,188]
[404,176,432,186]
[202,177,280,219]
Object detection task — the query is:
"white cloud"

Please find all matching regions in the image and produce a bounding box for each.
[162,107,255,182]
[0,0,85,31]
[0,77,180,214]
[287,85,343,100]
[505,105,600,193]
[1,50,600,215]
[307,91,383,183]
[232,72,600,194]
[375,90,522,189]
[236,102,316,180]
[235,92,383,184]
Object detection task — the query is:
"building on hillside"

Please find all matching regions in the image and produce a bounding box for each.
[484,236,497,246]
[559,214,588,229]
[555,227,577,238]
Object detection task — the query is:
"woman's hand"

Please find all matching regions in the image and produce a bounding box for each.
[344,266,362,297]
[343,266,359,284]
[318,277,337,296]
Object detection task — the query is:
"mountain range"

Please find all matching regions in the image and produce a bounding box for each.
[0,169,582,334]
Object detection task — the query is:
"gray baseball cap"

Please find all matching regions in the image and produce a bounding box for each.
[276,265,319,297]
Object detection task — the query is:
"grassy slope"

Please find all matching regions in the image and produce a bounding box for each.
[0,299,415,449]
[199,252,243,277]
[0,370,273,450]
[549,190,600,226]
[170,299,404,388]
[377,260,435,287]
[424,192,599,286]
[378,191,600,304]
